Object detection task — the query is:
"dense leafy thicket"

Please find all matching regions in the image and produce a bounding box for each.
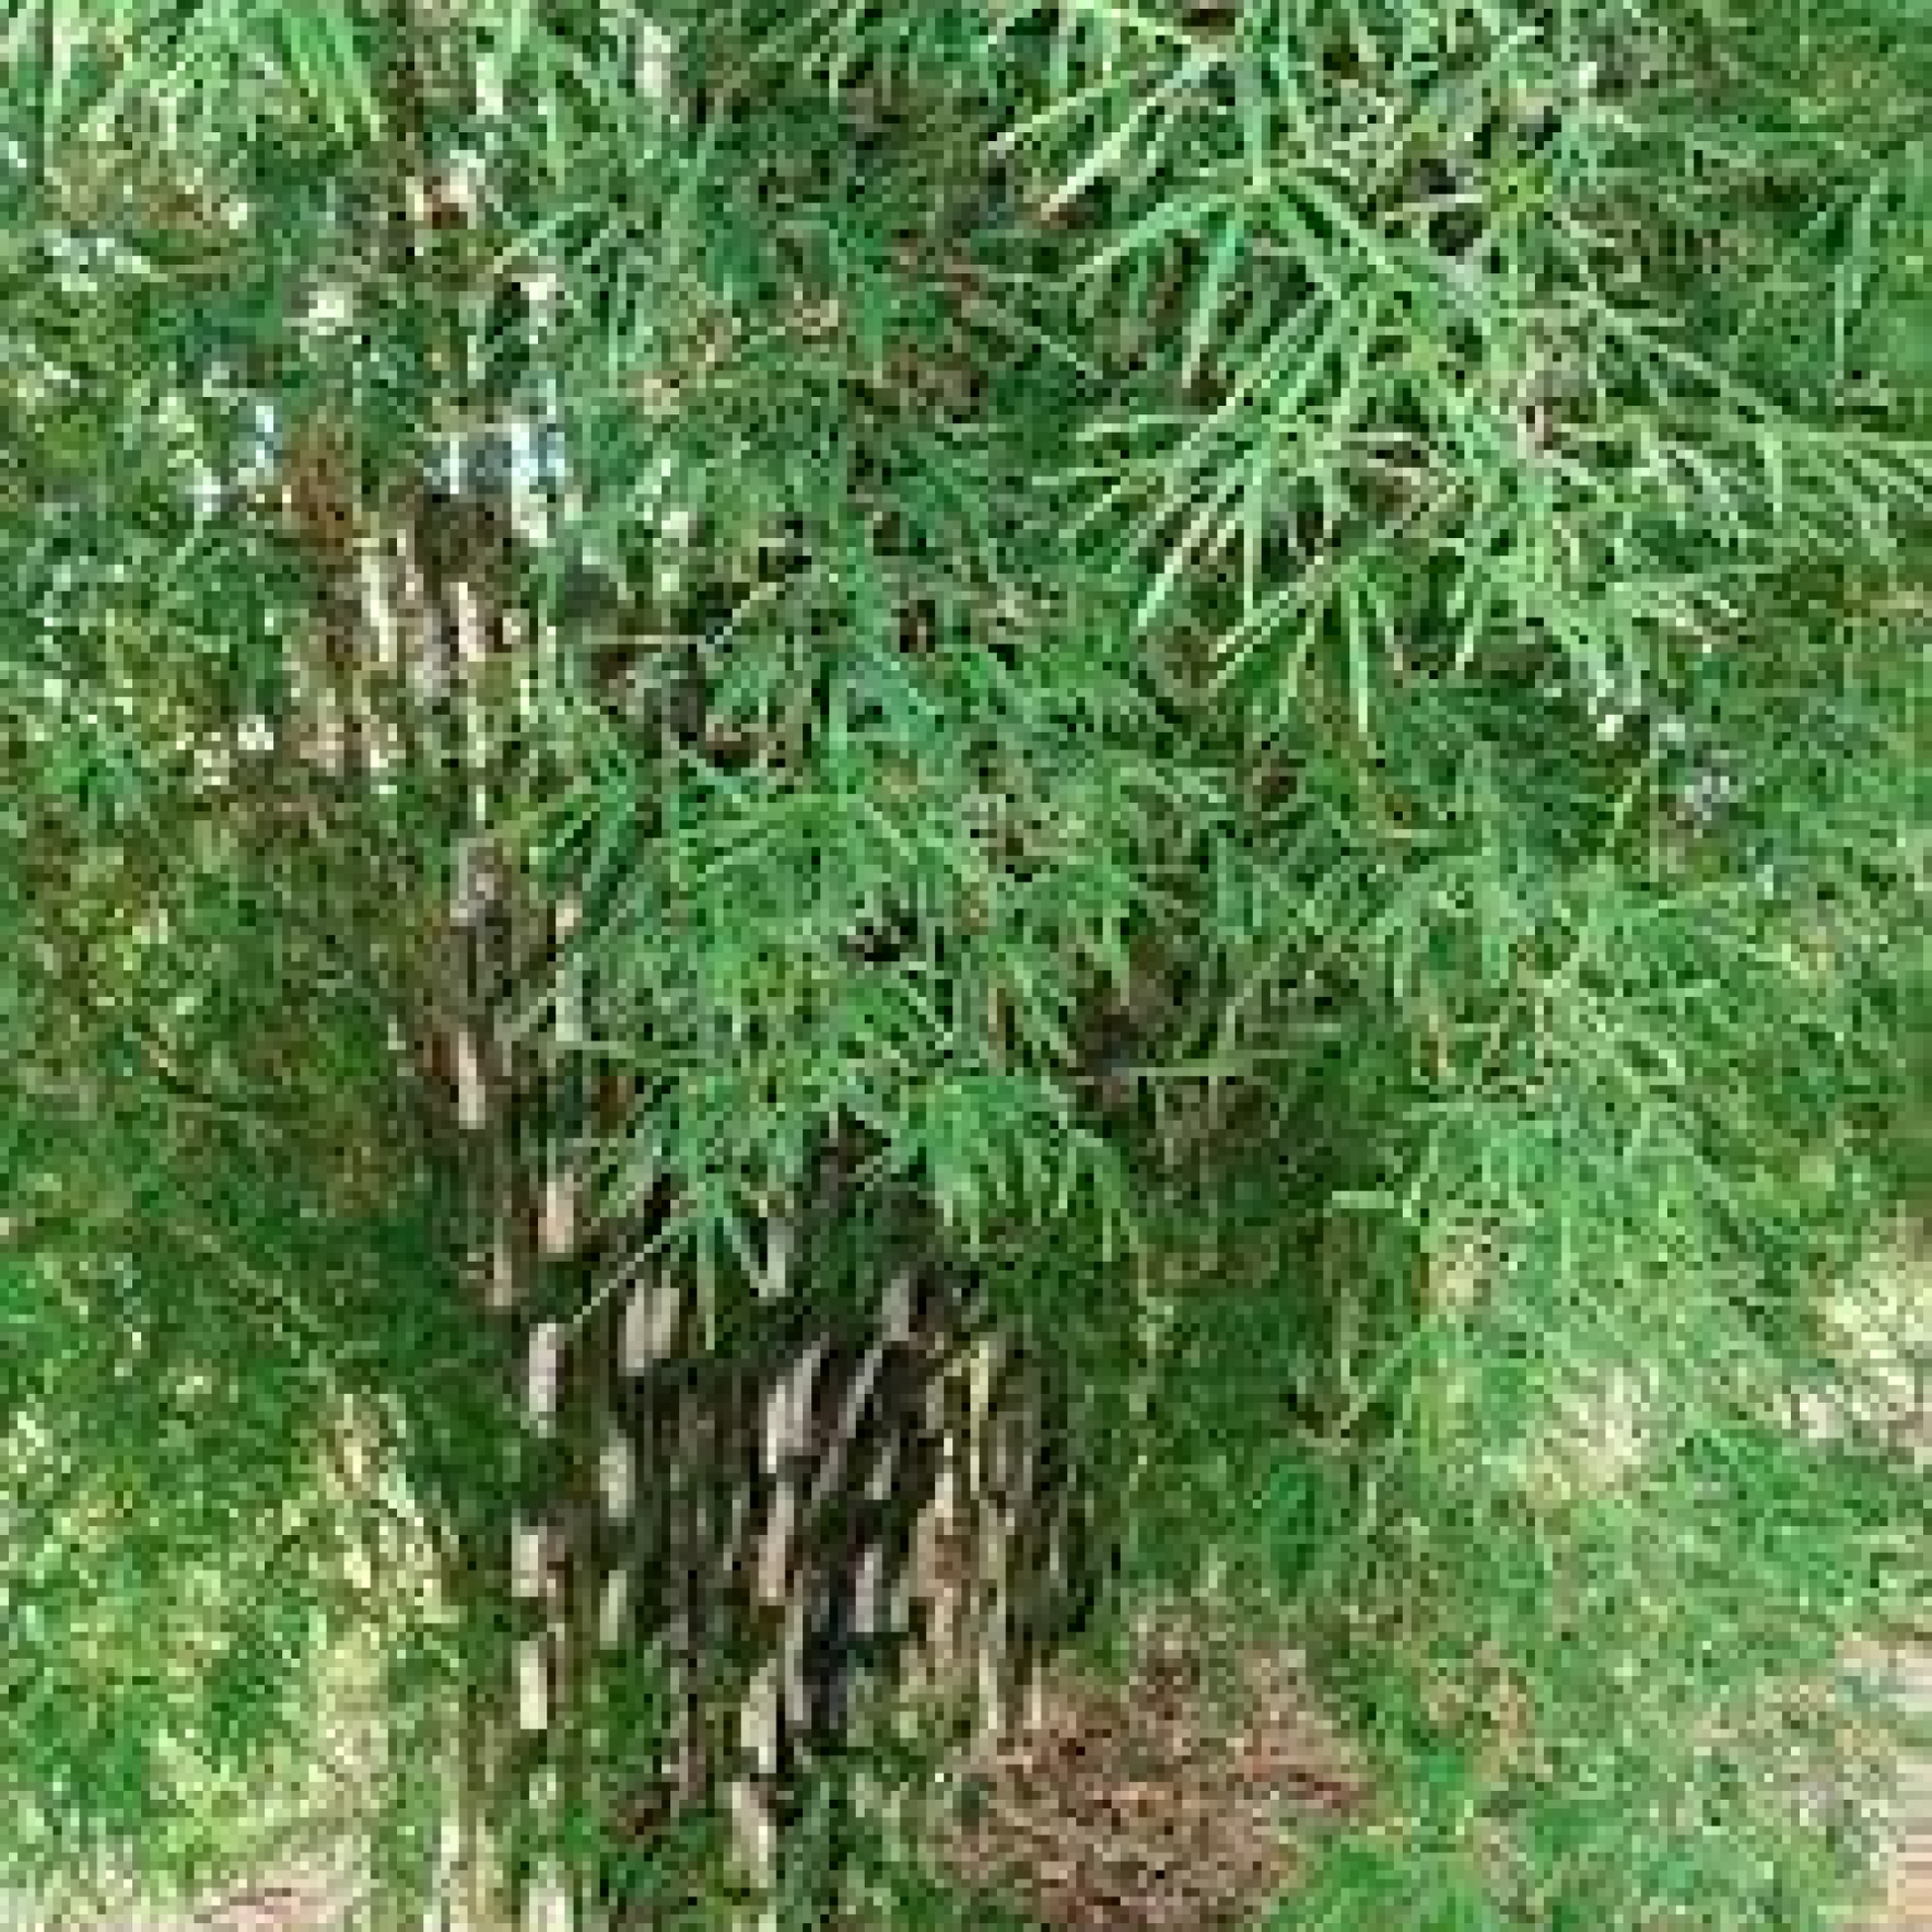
[1,2,1927,1925]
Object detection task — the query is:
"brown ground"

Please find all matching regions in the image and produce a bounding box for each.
[927,1618,1370,1930]
[931,1625,1932,1932]
[1847,1640,1932,1932]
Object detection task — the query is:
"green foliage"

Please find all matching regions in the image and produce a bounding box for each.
[1,1,1927,1926]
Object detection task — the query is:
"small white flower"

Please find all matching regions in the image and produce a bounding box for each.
[99,236,155,280]
[302,283,355,335]
[635,21,675,102]
[476,52,506,122]
[439,149,485,213]
[235,713,274,756]
[1595,710,1623,742]
[157,390,197,438]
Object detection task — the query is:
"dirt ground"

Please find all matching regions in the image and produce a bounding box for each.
[926,1620,1368,1930]
[1846,1641,1932,1932]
